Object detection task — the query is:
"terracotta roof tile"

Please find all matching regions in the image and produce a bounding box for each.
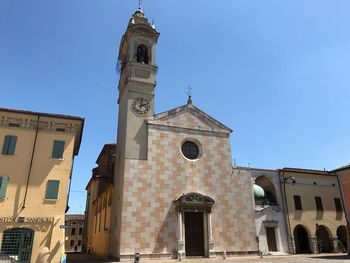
[331,164,350,172]
[0,107,83,121]
[279,167,332,176]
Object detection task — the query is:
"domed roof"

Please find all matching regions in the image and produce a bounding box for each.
[253,183,265,198]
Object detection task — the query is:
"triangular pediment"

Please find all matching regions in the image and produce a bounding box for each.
[148,103,232,133]
[256,205,281,214]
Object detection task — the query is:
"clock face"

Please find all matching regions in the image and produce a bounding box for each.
[131,97,150,116]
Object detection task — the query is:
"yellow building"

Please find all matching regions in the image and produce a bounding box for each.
[84,144,114,257]
[64,214,85,253]
[332,165,350,252]
[0,107,84,263]
[279,168,347,254]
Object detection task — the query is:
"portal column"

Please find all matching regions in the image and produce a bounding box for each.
[208,212,213,241]
[207,210,215,256]
[177,208,185,258]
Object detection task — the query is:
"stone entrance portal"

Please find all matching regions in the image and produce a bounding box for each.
[174,192,215,258]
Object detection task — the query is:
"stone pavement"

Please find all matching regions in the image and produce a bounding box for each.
[67,253,350,263]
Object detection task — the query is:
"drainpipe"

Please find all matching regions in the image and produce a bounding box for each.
[280,170,294,254]
[334,171,350,255]
[83,191,91,252]
[65,158,75,213]
[22,115,40,209]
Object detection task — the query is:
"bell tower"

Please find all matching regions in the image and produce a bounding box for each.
[116,9,159,160]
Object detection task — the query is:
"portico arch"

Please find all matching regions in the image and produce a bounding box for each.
[316,225,333,253]
[294,224,311,253]
[174,193,214,258]
[337,225,348,252]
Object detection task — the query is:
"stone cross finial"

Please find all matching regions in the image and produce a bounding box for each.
[138,0,143,12]
[186,86,192,104]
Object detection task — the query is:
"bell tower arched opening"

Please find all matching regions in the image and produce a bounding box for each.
[136,44,149,64]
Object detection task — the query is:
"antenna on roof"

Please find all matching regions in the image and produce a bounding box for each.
[186,85,192,104]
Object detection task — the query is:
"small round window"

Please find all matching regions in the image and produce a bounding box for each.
[181,141,199,160]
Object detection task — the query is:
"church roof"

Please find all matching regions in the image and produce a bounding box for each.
[149,103,232,134]
[331,164,350,172]
[96,143,116,164]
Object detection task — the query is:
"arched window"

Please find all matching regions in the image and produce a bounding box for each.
[136,44,149,64]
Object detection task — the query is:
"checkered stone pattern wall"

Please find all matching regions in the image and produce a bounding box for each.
[118,114,257,256]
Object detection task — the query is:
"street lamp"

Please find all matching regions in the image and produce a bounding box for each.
[280,173,296,254]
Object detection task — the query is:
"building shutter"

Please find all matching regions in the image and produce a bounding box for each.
[51,140,65,159]
[8,136,17,155]
[1,136,17,155]
[1,136,10,154]
[0,176,9,198]
[45,180,60,200]
[315,196,323,211]
[334,198,342,212]
[293,195,302,210]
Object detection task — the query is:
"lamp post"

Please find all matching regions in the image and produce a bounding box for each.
[280,172,296,254]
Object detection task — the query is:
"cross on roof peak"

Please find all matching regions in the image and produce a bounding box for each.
[186,86,192,104]
[138,0,143,12]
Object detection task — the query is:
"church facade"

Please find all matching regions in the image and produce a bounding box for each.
[86,9,258,260]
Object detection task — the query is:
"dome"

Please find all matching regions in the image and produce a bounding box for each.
[253,183,265,198]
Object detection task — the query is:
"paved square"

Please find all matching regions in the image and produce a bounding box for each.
[67,253,350,263]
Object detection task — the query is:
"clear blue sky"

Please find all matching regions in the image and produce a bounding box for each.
[1,1,350,214]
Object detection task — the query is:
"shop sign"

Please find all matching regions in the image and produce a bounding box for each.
[0,217,55,223]
[60,225,71,229]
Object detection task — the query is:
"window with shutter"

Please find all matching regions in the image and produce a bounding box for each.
[45,180,60,200]
[293,195,302,211]
[2,135,17,155]
[334,198,342,212]
[315,196,323,211]
[0,176,9,198]
[51,140,65,159]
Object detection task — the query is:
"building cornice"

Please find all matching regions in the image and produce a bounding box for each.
[0,107,84,155]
